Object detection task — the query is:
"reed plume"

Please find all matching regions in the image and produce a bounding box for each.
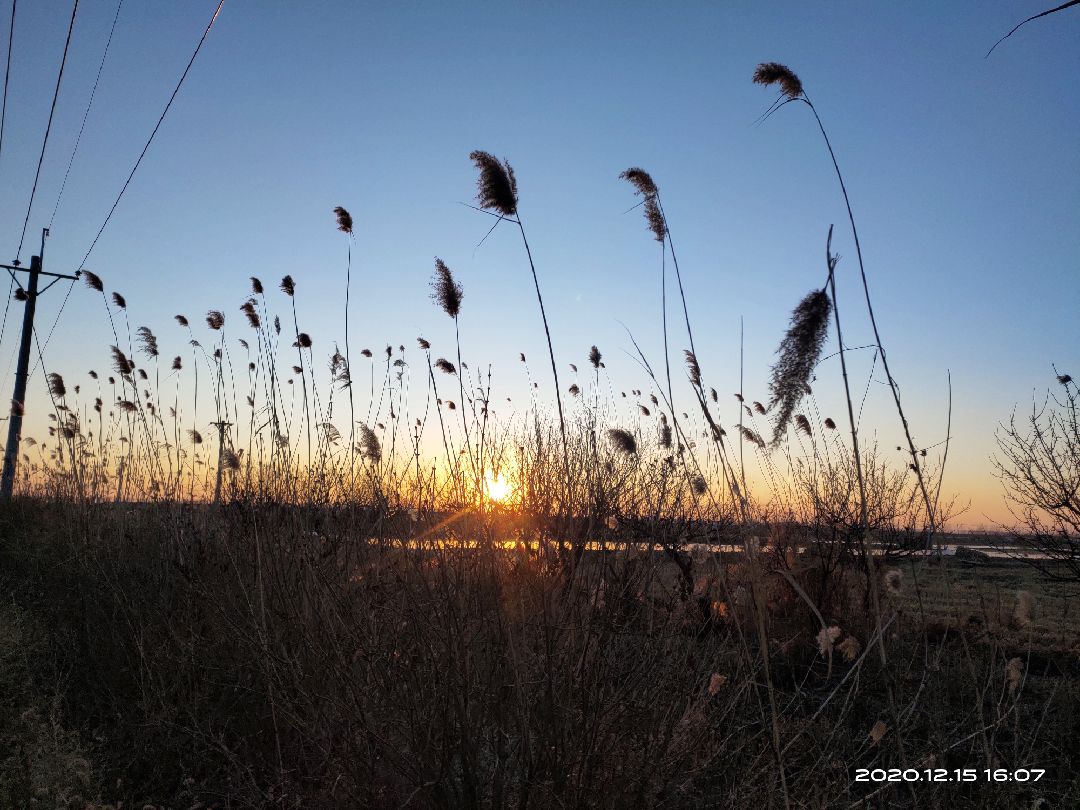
[82,270,104,292]
[768,289,830,445]
[280,276,295,297]
[589,345,601,369]
[435,358,456,375]
[333,205,353,234]
[135,327,159,358]
[431,258,463,318]
[469,151,518,216]
[206,311,225,330]
[752,62,803,99]
[241,300,260,328]
[174,315,189,328]
[357,423,381,463]
[47,373,66,399]
[250,276,263,294]
[111,346,134,377]
[794,414,812,437]
[619,168,665,242]
[111,292,127,309]
[607,428,637,456]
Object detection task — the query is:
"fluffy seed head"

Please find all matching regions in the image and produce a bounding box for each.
[431,258,463,318]
[768,288,831,445]
[794,414,812,437]
[82,270,104,292]
[280,275,295,296]
[250,276,263,294]
[816,625,842,656]
[884,569,903,594]
[607,428,637,455]
[206,310,225,330]
[357,423,382,463]
[333,205,353,234]
[47,373,66,398]
[175,314,189,328]
[135,326,159,358]
[685,350,701,386]
[241,300,260,328]
[619,167,665,241]
[589,345,601,369]
[753,62,804,99]
[434,358,457,375]
[824,417,836,430]
[469,150,518,216]
[111,292,127,309]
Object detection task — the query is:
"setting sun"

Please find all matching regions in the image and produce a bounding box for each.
[484,472,512,504]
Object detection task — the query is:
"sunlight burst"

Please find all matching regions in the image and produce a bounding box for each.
[484,472,511,503]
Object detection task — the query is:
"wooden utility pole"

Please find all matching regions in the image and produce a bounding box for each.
[211,419,232,504]
[0,229,80,499]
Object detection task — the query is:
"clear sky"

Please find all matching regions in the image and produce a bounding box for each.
[0,1,1075,527]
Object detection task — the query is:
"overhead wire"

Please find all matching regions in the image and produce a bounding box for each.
[40,0,225,361]
[49,0,124,231]
[14,0,79,263]
[0,0,18,351]
[74,0,224,273]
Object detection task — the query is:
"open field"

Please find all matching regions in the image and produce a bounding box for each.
[2,500,1079,809]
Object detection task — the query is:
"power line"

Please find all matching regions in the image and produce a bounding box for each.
[0,0,16,172]
[75,0,224,272]
[0,0,18,350]
[49,0,124,231]
[14,0,79,263]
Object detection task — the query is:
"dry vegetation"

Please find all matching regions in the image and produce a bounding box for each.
[1,63,1077,809]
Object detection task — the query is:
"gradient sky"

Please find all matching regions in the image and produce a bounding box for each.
[0,1,1075,527]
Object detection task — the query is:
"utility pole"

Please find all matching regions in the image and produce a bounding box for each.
[0,228,80,499]
[211,419,232,504]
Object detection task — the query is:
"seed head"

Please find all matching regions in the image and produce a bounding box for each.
[469,150,518,216]
[607,428,637,455]
[768,288,831,445]
[47,373,66,398]
[589,345,601,369]
[431,258,463,318]
[111,292,127,309]
[136,326,159,358]
[280,275,295,297]
[333,205,353,235]
[250,276,264,294]
[357,423,382,463]
[206,310,225,330]
[435,358,457,375]
[883,569,903,594]
[82,270,104,292]
[619,167,665,242]
[752,62,804,99]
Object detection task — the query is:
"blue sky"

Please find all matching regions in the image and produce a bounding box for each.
[0,1,1075,524]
